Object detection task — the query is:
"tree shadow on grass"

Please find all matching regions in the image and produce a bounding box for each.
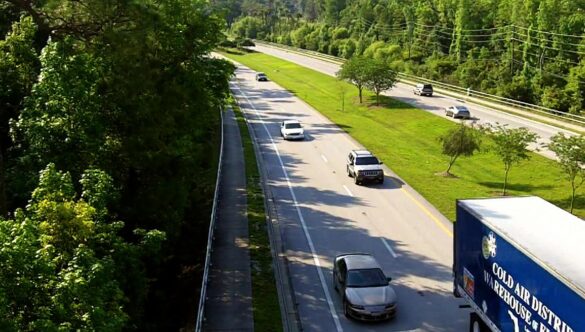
[365,94,418,110]
[478,181,554,192]
[548,195,585,214]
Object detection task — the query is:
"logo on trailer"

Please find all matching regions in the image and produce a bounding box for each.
[482,232,497,260]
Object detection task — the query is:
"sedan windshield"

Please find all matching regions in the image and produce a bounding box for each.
[355,156,379,165]
[285,123,301,129]
[454,106,469,112]
[346,269,388,287]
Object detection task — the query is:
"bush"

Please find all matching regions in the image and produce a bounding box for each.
[219,39,237,48]
[240,39,256,47]
[496,75,535,104]
[332,27,349,40]
[340,39,357,59]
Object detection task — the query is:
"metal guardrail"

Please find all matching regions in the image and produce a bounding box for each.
[195,106,224,332]
[256,40,585,127]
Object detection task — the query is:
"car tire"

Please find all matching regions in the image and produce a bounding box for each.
[347,166,352,177]
[379,177,384,184]
[343,299,351,318]
[333,275,338,292]
[354,175,360,185]
[469,312,488,332]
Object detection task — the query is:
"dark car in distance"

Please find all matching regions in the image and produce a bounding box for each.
[255,72,268,81]
[413,83,433,96]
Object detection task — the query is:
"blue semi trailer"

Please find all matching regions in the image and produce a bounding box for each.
[453,196,585,332]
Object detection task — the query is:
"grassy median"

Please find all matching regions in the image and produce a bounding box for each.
[229,98,283,331]
[221,50,584,219]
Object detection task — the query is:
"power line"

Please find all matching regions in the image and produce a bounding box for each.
[416,24,509,38]
[519,50,582,66]
[513,25,585,39]
[513,59,585,84]
[513,31,585,48]
[414,23,510,32]
[414,29,507,44]
[511,37,585,56]
[355,20,409,34]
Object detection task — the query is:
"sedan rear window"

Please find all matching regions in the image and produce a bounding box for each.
[347,269,387,287]
[355,156,379,165]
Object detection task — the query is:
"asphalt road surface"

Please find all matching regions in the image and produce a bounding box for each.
[253,44,579,160]
[231,62,469,331]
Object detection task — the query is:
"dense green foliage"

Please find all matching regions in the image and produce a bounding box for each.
[0,164,164,331]
[1,0,233,330]
[220,0,585,114]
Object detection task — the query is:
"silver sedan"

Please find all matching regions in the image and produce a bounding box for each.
[333,253,398,321]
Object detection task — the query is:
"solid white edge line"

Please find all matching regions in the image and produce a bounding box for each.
[321,154,328,163]
[232,82,344,332]
[342,185,353,197]
[381,238,398,259]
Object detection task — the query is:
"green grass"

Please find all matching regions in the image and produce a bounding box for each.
[221,51,585,220]
[230,98,283,332]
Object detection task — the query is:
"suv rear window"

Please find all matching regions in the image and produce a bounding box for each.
[355,156,379,165]
[423,84,433,90]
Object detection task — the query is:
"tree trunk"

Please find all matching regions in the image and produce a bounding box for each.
[446,154,459,174]
[570,180,576,213]
[358,86,363,103]
[0,139,6,217]
[376,92,380,106]
[503,166,510,196]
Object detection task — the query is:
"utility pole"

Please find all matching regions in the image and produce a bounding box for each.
[510,25,515,73]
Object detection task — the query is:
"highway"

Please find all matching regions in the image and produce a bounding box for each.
[252,44,580,160]
[230,62,469,331]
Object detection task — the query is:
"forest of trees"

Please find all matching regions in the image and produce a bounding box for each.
[221,0,585,114]
[0,0,233,330]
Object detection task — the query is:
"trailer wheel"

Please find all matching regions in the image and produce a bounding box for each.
[469,312,489,332]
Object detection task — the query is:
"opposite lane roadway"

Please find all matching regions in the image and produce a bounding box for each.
[252,44,579,160]
[230,60,468,331]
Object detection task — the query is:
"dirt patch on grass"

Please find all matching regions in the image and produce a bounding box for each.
[435,171,458,178]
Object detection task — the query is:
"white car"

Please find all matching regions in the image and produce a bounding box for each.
[280,120,305,140]
[346,150,384,185]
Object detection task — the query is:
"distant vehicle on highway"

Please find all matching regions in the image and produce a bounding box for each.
[445,105,471,119]
[280,120,305,140]
[346,150,384,185]
[413,83,433,96]
[333,253,397,321]
[255,72,268,81]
